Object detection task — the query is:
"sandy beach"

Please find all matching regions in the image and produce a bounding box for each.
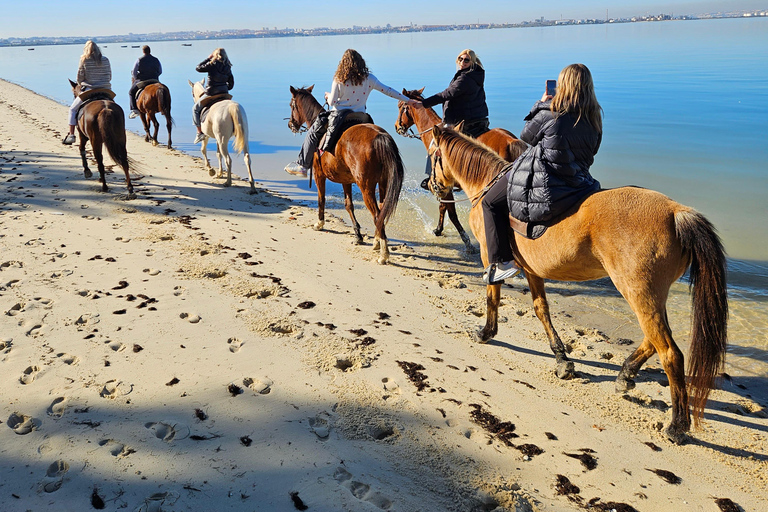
[1,78,766,512]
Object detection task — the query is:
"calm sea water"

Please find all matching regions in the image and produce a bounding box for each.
[1,17,766,377]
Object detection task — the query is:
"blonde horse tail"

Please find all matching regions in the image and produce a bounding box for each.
[373,132,404,233]
[229,102,248,155]
[676,209,728,425]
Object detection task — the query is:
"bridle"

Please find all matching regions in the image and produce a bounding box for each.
[396,103,434,139]
[286,97,307,134]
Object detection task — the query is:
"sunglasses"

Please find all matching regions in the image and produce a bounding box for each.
[458,57,471,63]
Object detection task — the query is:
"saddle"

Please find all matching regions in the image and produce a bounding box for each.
[320,111,374,154]
[76,88,116,121]
[199,93,233,124]
[508,214,548,240]
[133,79,159,101]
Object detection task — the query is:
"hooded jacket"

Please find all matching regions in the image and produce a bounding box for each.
[507,100,601,224]
[421,66,488,125]
[196,58,234,96]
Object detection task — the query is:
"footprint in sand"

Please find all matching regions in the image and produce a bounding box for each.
[106,341,125,352]
[381,377,401,395]
[144,422,189,443]
[98,439,135,458]
[56,352,80,365]
[228,337,244,353]
[25,323,44,337]
[75,313,100,327]
[179,312,201,323]
[243,376,272,395]
[100,380,132,399]
[173,286,186,297]
[143,268,161,276]
[47,397,68,418]
[7,412,41,435]
[333,467,393,510]
[5,302,24,316]
[0,338,12,353]
[20,365,41,385]
[308,412,332,440]
[41,460,69,493]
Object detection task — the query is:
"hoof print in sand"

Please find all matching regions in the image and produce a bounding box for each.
[19,365,41,384]
[56,352,80,365]
[100,380,132,399]
[47,397,68,418]
[381,377,401,395]
[0,338,12,353]
[106,341,125,352]
[145,422,189,443]
[98,439,135,458]
[179,312,201,323]
[309,412,332,440]
[243,376,272,395]
[41,460,69,493]
[228,337,244,353]
[143,268,161,276]
[7,412,41,435]
[334,467,392,510]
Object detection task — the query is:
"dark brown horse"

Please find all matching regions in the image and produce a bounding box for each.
[288,85,405,264]
[136,82,173,148]
[428,125,728,443]
[68,80,135,199]
[395,88,526,253]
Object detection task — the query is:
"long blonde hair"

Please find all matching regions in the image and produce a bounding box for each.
[551,63,602,132]
[211,48,233,67]
[334,49,369,86]
[79,41,103,66]
[456,49,483,70]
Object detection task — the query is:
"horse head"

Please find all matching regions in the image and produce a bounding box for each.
[288,85,316,133]
[188,79,206,102]
[427,125,451,199]
[395,87,425,136]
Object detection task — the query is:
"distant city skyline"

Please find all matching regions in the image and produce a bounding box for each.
[1,0,765,39]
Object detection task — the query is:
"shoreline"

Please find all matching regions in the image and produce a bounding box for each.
[1,78,766,511]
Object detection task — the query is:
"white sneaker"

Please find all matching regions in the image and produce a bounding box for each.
[62,134,76,145]
[482,261,521,284]
[193,132,206,144]
[284,162,309,177]
[128,110,140,119]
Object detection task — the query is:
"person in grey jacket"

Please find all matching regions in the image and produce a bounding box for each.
[192,48,234,143]
[481,63,603,284]
[62,41,111,145]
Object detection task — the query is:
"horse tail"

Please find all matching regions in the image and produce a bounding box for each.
[675,208,728,426]
[99,107,129,174]
[229,103,249,155]
[158,85,174,126]
[373,132,405,232]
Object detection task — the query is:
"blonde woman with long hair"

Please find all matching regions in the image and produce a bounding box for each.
[62,40,112,145]
[481,63,603,284]
[193,48,234,143]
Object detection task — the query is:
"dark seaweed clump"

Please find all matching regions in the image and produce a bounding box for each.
[516,443,543,457]
[564,450,598,470]
[555,474,580,495]
[469,404,518,446]
[587,498,639,512]
[714,497,741,512]
[396,361,429,391]
[646,468,681,484]
[290,491,308,510]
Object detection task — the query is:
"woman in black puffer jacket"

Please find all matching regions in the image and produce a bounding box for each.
[481,63,603,285]
[192,48,234,143]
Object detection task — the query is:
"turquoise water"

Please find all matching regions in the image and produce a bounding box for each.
[1,17,766,376]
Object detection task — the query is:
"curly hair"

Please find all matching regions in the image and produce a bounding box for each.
[551,63,602,133]
[334,49,369,86]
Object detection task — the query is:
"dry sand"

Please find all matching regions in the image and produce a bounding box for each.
[1,78,766,512]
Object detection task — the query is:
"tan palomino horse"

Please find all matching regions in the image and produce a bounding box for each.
[428,125,728,443]
[288,85,405,264]
[136,82,173,148]
[68,80,135,199]
[189,79,255,193]
[395,88,527,253]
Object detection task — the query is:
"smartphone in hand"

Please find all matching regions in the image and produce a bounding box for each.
[546,80,557,97]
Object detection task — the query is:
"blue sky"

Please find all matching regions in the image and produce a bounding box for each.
[1,1,763,38]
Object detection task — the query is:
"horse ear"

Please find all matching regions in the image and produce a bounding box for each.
[417,87,425,95]
[290,85,296,94]
[188,79,194,88]
[432,124,442,142]
[69,79,77,89]
[306,84,314,93]
[402,88,407,95]
[455,120,465,133]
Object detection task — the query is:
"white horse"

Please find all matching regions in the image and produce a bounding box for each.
[188,79,255,193]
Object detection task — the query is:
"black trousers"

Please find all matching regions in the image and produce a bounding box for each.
[481,172,514,264]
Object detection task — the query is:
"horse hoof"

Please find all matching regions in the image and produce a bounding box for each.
[555,361,575,380]
[127,193,137,200]
[377,257,388,265]
[248,188,257,195]
[474,329,492,344]
[151,140,159,147]
[83,169,93,179]
[313,221,325,231]
[224,181,232,188]
[664,425,689,445]
[208,169,216,177]
[615,377,636,393]
[465,244,479,255]
[433,229,443,236]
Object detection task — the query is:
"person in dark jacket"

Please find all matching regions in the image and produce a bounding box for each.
[192,48,234,143]
[418,49,490,137]
[481,63,603,284]
[128,45,162,119]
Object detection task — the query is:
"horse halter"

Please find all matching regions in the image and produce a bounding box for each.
[286,97,307,134]
[396,103,434,139]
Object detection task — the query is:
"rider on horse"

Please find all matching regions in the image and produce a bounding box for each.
[128,45,162,119]
[62,41,112,145]
[284,49,418,178]
[192,48,234,144]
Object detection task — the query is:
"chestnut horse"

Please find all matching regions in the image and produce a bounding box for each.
[428,125,727,443]
[136,82,173,148]
[68,80,135,199]
[189,80,255,193]
[395,88,527,253]
[288,85,405,264]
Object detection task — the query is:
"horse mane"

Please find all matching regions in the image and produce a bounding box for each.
[295,87,324,124]
[440,128,509,184]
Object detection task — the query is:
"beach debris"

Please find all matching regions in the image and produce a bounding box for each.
[564,450,598,470]
[646,468,681,484]
[290,491,308,510]
[468,404,518,446]
[513,379,536,390]
[227,383,244,396]
[190,434,221,441]
[516,443,544,458]
[240,435,252,447]
[111,280,128,290]
[349,328,367,336]
[586,498,639,512]
[165,377,180,386]
[113,309,127,315]
[360,336,376,346]
[714,497,741,512]
[194,408,208,421]
[297,301,315,309]
[555,474,580,495]
[545,432,558,440]
[237,252,252,259]
[396,361,429,391]
[644,441,662,452]
[91,487,106,509]
[377,312,390,320]
[132,343,143,352]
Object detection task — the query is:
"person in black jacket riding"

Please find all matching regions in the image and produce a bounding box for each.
[481,63,603,284]
[418,49,490,138]
[128,45,162,119]
[192,48,234,143]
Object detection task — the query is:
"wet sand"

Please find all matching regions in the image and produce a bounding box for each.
[1,78,766,512]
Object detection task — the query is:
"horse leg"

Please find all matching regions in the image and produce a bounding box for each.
[91,141,108,193]
[244,152,255,194]
[435,201,447,236]
[201,138,213,176]
[78,131,92,179]
[527,274,575,379]
[616,339,656,392]
[165,113,173,149]
[218,139,232,187]
[342,183,364,244]
[313,174,327,231]
[140,113,151,143]
[362,186,389,263]
[477,283,502,343]
[150,113,160,146]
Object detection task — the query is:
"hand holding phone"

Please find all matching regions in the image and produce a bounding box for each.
[545,80,557,97]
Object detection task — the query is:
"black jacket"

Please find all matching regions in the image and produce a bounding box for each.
[136,54,162,81]
[507,100,601,223]
[196,58,234,96]
[422,66,489,125]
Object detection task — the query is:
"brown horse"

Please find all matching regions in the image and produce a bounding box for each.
[136,82,173,148]
[428,125,728,443]
[288,85,405,264]
[395,88,526,253]
[68,80,135,199]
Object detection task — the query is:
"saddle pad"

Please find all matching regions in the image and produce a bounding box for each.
[78,88,116,101]
[134,79,160,100]
[199,94,232,109]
